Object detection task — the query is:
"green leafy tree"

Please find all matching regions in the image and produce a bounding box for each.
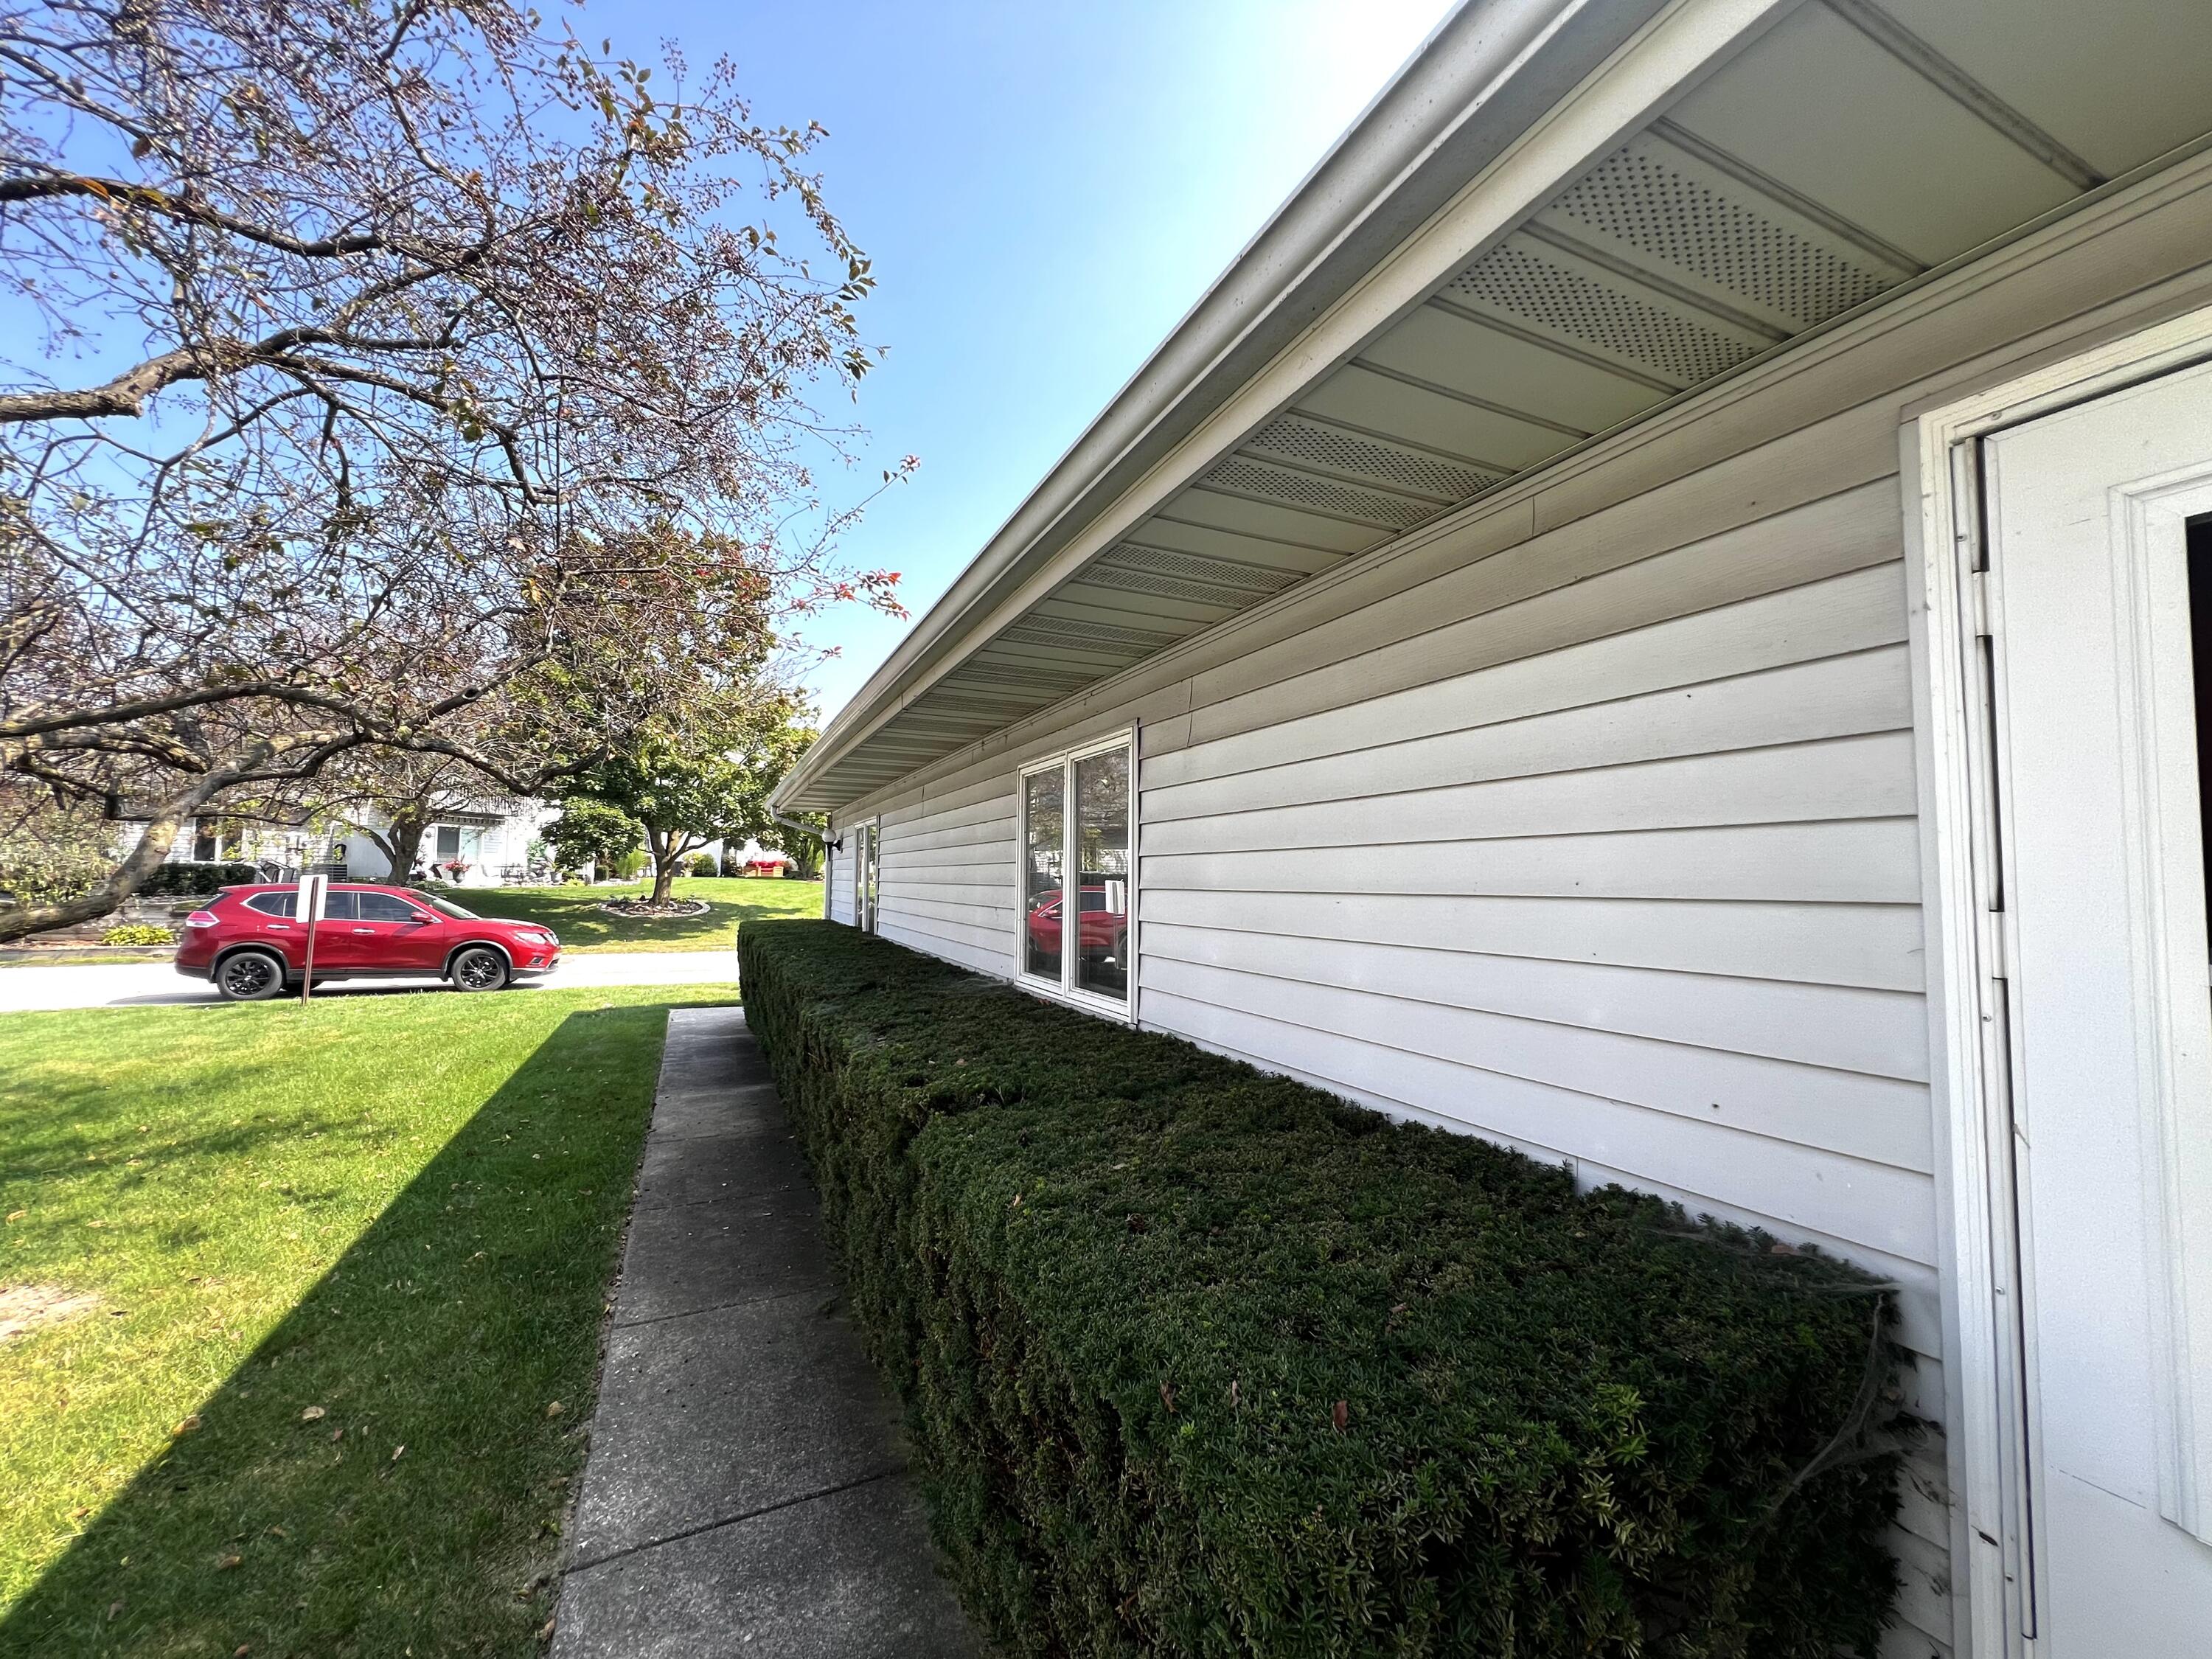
[541,799,644,881]
[723,718,821,877]
[569,692,810,902]
[768,810,828,880]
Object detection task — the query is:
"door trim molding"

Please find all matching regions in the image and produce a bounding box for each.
[1905,301,2212,1657]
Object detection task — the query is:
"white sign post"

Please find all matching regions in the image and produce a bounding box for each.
[296,872,328,1006]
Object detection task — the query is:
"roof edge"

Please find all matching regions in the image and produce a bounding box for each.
[777,0,1671,813]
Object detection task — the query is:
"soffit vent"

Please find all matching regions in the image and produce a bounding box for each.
[1245,415,1498,501]
[1200,455,1434,527]
[1549,143,1896,330]
[946,662,1088,690]
[1446,240,1759,385]
[914,692,1040,717]
[1096,543,1304,597]
[999,615,1183,653]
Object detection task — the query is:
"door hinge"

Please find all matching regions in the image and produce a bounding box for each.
[1981,905,2008,979]
[1970,568,1995,639]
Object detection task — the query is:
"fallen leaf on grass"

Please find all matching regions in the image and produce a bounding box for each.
[216,1554,243,1571]
[4,1210,24,1223]
[300,1405,326,1422]
[107,1597,123,1620]
[175,1416,202,1436]
[1332,1399,1349,1432]
[544,1401,563,1418]
[390,1444,405,1462]
[538,1618,555,1643]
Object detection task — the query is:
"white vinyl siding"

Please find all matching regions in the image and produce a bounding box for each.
[874,775,1018,975]
[824,829,856,926]
[835,164,2212,1659]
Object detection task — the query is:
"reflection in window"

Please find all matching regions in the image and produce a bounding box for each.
[1020,737,1133,1009]
[1074,745,1131,1000]
[859,823,880,933]
[1023,770,1063,978]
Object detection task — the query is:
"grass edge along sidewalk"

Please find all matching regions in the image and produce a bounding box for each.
[0,984,734,1658]
[462,874,820,953]
[739,919,1909,1659]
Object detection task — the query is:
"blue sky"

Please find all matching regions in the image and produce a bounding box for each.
[616,0,1461,723]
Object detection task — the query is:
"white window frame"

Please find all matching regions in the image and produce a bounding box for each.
[851,818,879,933]
[1015,728,1136,1021]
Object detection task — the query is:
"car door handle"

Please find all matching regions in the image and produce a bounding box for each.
[352,928,375,934]
[265,924,292,931]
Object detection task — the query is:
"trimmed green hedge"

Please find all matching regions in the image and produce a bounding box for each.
[738,920,1901,1658]
[137,860,261,897]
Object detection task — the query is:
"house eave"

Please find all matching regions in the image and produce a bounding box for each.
[775,0,1676,815]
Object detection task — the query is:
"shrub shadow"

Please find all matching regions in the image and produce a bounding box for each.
[0,999,719,1659]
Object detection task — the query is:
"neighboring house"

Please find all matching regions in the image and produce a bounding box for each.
[124,802,557,887]
[772,3,2212,1652]
[334,802,559,887]
[709,838,791,876]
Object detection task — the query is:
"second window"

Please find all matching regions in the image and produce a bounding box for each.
[1020,734,1133,1011]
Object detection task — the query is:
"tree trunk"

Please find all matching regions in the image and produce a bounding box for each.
[365,810,428,884]
[0,793,192,942]
[645,826,675,902]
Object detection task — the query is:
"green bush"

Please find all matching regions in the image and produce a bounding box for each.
[737,921,1902,1659]
[687,852,721,877]
[100,923,175,946]
[137,861,260,897]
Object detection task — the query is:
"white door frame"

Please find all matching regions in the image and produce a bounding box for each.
[1907,301,2212,1656]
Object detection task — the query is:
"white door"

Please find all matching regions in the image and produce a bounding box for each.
[1982,359,2212,1651]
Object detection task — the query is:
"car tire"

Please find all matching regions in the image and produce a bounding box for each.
[215,950,286,1002]
[450,945,509,992]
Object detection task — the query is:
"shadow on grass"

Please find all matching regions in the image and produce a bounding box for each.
[0,1000,724,1659]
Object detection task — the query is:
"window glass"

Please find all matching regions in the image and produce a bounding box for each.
[320,890,358,921]
[243,891,296,918]
[861,824,879,933]
[424,895,477,921]
[359,891,428,923]
[1074,745,1132,1001]
[434,825,462,861]
[1022,769,1063,979]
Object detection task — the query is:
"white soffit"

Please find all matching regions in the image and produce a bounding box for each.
[785,0,2212,810]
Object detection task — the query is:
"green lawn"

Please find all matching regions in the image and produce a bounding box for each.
[0,984,736,1657]
[459,874,821,952]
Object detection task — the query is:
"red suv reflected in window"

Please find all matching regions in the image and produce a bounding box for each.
[174,884,562,1001]
[1025,886,1128,967]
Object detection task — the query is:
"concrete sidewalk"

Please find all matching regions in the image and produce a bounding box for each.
[0,948,738,1012]
[552,1006,979,1659]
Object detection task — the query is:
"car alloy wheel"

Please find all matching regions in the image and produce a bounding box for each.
[216,950,284,1002]
[451,946,509,992]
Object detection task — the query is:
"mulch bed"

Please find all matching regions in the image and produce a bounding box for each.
[594,898,712,919]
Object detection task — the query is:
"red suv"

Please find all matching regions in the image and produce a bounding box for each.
[175,883,562,1001]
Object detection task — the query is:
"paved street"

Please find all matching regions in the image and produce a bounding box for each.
[0,949,737,1013]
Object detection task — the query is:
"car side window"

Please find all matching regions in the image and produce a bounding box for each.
[357,892,425,924]
[321,891,358,921]
[243,892,296,918]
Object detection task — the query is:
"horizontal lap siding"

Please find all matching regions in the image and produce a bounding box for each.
[825,833,855,925]
[875,779,1020,978]
[1138,529,1935,1275]
[830,178,2212,1658]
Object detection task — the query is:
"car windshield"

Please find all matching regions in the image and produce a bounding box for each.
[423,895,479,920]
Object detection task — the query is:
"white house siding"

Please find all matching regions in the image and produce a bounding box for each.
[825,834,857,926]
[875,774,1018,975]
[819,161,2212,1658]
